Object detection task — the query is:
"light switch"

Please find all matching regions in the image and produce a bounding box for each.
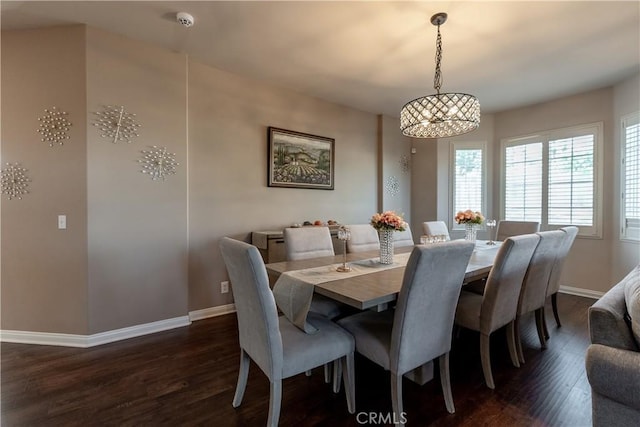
[58,215,66,230]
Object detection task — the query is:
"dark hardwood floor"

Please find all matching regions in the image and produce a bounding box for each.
[1,294,594,426]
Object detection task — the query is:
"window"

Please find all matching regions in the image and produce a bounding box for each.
[502,123,603,237]
[451,142,485,229]
[622,112,640,241]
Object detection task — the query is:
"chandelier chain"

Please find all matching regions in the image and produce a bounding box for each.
[433,25,443,94]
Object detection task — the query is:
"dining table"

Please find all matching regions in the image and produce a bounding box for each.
[266,240,502,333]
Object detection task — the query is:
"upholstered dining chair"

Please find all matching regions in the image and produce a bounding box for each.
[346,224,380,253]
[283,226,350,389]
[514,230,565,364]
[393,224,414,248]
[455,234,540,389]
[544,226,579,333]
[283,226,345,319]
[219,237,356,426]
[338,240,475,424]
[495,220,540,241]
[422,221,451,241]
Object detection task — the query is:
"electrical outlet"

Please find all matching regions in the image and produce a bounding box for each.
[58,215,67,229]
[221,281,229,294]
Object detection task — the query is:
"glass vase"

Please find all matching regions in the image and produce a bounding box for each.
[379,229,394,264]
[464,223,478,243]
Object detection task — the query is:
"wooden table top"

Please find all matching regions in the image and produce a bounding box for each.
[266,242,500,310]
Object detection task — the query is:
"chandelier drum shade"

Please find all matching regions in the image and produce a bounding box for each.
[400,13,480,139]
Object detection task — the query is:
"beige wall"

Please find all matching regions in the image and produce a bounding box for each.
[187,60,379,311]
[1,26,88,333]
[85,28,189,333]
[379,115,412,231]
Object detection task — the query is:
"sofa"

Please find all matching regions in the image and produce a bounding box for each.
[586,265,640,426]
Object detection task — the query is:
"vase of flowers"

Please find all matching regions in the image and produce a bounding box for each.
[371,211,406,264]
[454,210,484,243]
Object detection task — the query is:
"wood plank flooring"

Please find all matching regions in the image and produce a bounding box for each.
[1,294,594,426]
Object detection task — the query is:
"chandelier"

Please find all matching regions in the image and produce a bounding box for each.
[400,13,480,138]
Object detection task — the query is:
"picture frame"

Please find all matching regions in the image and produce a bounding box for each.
[268,127,335,190]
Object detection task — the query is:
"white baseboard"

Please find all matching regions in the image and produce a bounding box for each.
[0,303,237,348]
[559,285,604,300]
[189,303,236,321]
[0,315,191,348]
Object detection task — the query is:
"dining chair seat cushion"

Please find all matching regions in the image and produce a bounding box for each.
[310,294,347,320]
[455,291,484,330]
[280,312,355,378]
[337,310,395,370]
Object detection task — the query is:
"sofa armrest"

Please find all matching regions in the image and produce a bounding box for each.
[589,281,638,351]
[586,344,640,410]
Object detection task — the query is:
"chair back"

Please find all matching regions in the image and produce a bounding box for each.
[422,221,451,241]
[219,237,282,378]
[346,224,380,253]
[496,220,540,241]
[284,227,334,261]
[390,240,475,374]
[546,226,579,296]
[480,234,540,334]
[393,225,414,248]
[518,230,565,315]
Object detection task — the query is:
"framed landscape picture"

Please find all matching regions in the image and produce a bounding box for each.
[268,127,335,190]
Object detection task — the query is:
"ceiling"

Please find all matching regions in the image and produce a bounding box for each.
[2,1,639,117]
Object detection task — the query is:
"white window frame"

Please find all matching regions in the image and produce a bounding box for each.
[621,112,640,242]
[450,141,487,230]
[500,122,603,238]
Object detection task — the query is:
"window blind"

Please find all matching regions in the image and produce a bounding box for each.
[504,142,542,222]
[454,148,483,217]
[623,113,640,240]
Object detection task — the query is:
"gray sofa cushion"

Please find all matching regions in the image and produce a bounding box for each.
[623,265,640,346]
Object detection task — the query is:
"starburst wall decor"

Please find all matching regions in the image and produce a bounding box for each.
[385,175,400,196]
[1,163,30,200]
[37,106,72,146]
[93,105,141,143]
[138,146,179,181]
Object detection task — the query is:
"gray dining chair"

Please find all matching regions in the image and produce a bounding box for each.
[283,226,351,389]
[283,226,346,319]
[544,226,579,334]
[514,230,565,363]
[455,234,540,389]
[219,237,355,426]
[495,220,540,241]
[393,224,414,248]
[346,224,380,253]
[422,221,451,241]
[338,241,475,424]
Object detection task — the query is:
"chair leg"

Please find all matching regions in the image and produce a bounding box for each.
[514,316,525,365]
[535,308,547,349]
[332,359,342,393]
[391,372,405,427]
[324,363,331,384]
[480,333,495,389]
[506,320,520,368]
[232,349,250,408]
[542,307,550,340]
[267,380,282,427]
[342,354,356,414]
[551,293,562,328]
[439,352,455,414]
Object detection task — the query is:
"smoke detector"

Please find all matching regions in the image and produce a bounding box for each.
[176,12,194,27]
